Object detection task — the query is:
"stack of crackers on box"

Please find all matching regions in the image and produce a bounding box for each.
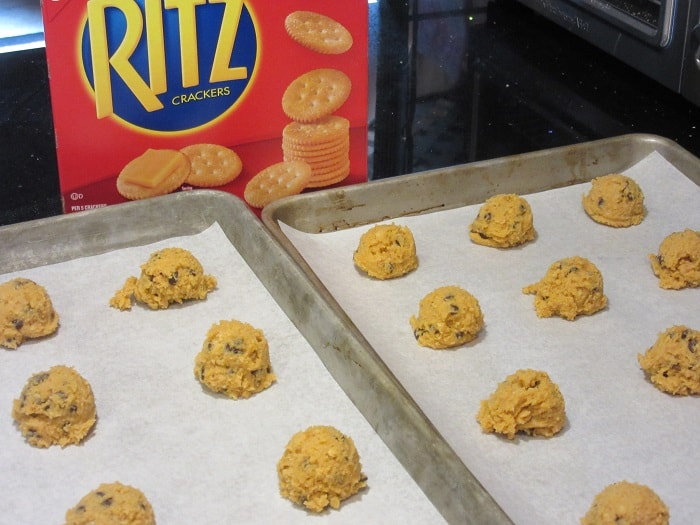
[244,11,354,208]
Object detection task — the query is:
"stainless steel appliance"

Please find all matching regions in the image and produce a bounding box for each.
[515,0,700,105]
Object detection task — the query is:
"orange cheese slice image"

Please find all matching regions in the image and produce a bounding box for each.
[120,149,189,189]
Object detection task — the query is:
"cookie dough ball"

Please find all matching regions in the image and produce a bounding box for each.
[194,319,276,399]
[581,481,669,525]
[277,425,367,513]
[409,285,484,349]
[0,277,59,349]
[12,365,96,448]
[110,247,217,310]
[353,223,418,279]
[476,369,566,440]
[637,325,700,396]
[523,256,608,320]
[469,193,536,248]
[65,482,156,525]
[582,174,645,227]
[648,229,700,290]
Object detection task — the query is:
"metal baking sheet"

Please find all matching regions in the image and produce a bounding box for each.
[264,133,700,233]
[261,133,700,524]
[0,190,452,524]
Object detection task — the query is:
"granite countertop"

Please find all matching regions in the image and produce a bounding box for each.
[1,0,699,226]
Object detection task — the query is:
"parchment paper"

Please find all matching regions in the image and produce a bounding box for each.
[280,151,700,524]
[0,223,446,525]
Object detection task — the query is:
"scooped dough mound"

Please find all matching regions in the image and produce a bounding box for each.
[648,229,700,290]
[409,285,484,349]
[582,174,645,227]
[477,368,566,440]
[523,256,608,320]
[12,365,96,448]
[637,325,700,395]
[64,482,156,525]
[353,223,418,279]
[277,425,367,513]
[0,277,59,349]
[469,193,536,248]
[580,480,669,525]
[194,319,276,399]
[110,247,217,310]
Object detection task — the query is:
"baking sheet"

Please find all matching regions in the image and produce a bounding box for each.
[0,198,446,524]
[270,146,700,524]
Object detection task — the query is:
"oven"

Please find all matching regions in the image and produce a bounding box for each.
[515,0,700,105]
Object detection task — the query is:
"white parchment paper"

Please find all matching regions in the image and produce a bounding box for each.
[0,223,446,525]
[280,151,700,524]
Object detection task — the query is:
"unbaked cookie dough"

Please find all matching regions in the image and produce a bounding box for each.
[409,285,484,349]
[469,193,536,248]
[523,256,608,320]
[0,277,59,349]
[582,174,645,227]
[476,368,566,440]
[277,425,367,513]
[637,325,700,396]
[648,228,700,290]
[110,247,217,310]
[353,223,418,279]
[64,482,156,525]
[581,480,669,525]
[194,319,276,399]
[12,365,96,448]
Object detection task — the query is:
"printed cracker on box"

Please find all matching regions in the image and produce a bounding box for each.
[41,1,368,214]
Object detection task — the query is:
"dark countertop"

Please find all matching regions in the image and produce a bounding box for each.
[2,0,699,226]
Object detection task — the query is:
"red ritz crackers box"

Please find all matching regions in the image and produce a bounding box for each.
[41,0,368,214]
